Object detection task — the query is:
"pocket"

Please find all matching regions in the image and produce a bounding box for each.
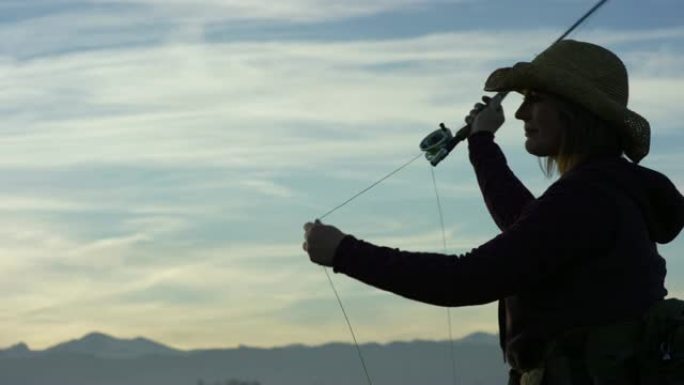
[639,298,684,384]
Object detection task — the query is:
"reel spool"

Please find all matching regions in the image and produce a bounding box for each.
[420,124,453,166]
[421,123,472,166]
[420,122,475,166]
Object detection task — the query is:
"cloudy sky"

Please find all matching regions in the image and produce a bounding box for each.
[0,0,682,351]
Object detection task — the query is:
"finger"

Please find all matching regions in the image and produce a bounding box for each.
[491,93,505,106]
[315,219,322,225]
[491,97,503,111]
[481,95,492,104]
[303,222,314,231]
[302,241,308,252]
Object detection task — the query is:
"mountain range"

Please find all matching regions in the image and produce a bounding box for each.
[0,332,508,385]
[1,332,181,359]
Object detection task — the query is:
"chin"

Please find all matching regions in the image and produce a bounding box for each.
[525,140,553,157]
[525,141,542,156]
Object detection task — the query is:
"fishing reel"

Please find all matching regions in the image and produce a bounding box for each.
[420,123,471,166]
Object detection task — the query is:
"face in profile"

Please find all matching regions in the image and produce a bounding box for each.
[515,90,566,157]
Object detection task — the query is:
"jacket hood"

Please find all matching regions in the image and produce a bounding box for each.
[579,157,684,244]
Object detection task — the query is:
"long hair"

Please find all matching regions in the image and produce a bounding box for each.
[542,97,624,177]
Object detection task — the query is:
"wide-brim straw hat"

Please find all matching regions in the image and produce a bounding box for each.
[484,39,650,163]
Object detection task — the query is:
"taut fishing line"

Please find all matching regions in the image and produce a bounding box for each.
[322,267,373,385]
[431,167,459,385]
[318,153,423,221]
[317,154,423,385]
[313,1,609,384]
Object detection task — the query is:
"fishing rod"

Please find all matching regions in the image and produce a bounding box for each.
[316,1,610,385]
[421,0,609,167]
[322,0,611,220]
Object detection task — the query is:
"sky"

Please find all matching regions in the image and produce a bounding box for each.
[0,0,683,351]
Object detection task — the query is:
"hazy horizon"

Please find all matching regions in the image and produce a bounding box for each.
[0,334,508,385]
[1,0,682,351]
[1,329,500,352]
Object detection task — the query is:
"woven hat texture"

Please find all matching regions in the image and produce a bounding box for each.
[484,39,650,163]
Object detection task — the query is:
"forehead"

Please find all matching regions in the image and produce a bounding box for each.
[522,89,551,97]
[521,90,568,105]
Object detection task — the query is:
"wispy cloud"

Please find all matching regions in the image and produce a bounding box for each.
[88,0,466,23]
[3,27,682,171]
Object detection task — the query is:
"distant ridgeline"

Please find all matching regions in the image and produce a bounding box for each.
[196,380,260,385]
[0,331,506,385]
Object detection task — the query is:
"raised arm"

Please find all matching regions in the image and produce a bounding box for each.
[468,132,535,231]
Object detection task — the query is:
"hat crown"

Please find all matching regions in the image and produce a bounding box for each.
[533,40,629,106]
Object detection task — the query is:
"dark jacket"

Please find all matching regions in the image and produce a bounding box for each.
[332,132,684,369]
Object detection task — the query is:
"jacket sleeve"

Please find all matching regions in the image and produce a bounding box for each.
[468,132,535,231]
[332,179,617,307]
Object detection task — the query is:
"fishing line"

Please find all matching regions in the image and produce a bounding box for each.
[430,168,449,253]
[319,152,423,221]
[314,1,610,383]
[317,153,424,385]
[323,267,374,385]
[430,167,459,385]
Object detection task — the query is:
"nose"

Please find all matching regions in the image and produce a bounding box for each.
[515,100,530,121]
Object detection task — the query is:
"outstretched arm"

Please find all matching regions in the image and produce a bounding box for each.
[328,180,615,307]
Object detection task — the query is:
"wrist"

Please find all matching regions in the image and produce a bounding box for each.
[331,235,353,271]
[468,130,495,140]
